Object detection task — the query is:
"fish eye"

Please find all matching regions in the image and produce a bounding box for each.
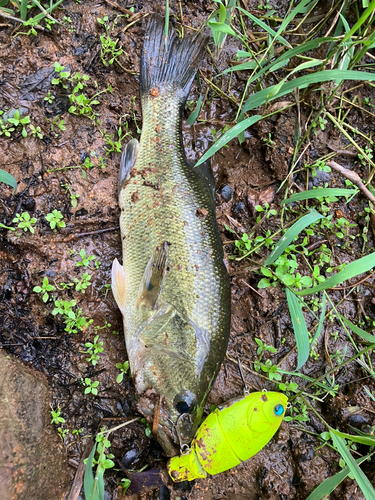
[174,392,196,414]
[176,401,191,414]
[274,404,284,416]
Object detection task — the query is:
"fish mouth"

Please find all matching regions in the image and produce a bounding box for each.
[137,390,197,457]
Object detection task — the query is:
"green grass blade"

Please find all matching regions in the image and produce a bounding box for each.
[306,453,372,500]
[312,297,326,343]
[0,169,17,194]
[222,37,333,76]
[208,20,236,37]
[340,316,375,343]
[267,59,323,100]
[84,443,100,500]
[294,252,375,296]
[275,0,319,40]
[164,0,169,48]
[331,428,375,447]
[98,470,105,500]
[20,0,28,19]
[264,211,324,266]
[222,60,259,73]
[187,95,203,125]
[195,115,261,167]
[27,0,64,24]
[341,0,375,43]
[330,431,375,499]
[283,188,356,204]
[286,289,309,370]
[236,6,291,47]
[240,70,375,118]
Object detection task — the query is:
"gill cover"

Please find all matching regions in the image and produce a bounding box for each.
[167,391,288,482]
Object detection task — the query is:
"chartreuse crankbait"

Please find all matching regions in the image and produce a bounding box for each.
[167,391,288,481]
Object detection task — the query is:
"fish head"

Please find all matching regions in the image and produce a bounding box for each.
[131,306,219,456]
[137,379,205,457]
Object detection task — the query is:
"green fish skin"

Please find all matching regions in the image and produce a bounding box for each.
[112,14,231,457]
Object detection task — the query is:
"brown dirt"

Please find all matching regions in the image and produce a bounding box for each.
[1,1,375,499]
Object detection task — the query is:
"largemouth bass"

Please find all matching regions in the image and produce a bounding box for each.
[112,14,231,457]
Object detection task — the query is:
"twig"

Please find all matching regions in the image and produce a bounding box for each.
[327,161,375,205]
[62,226,119,242]
[102,0,134,15]
[329,270,375,290]
[240,279,264,298]
[0,11,25,23]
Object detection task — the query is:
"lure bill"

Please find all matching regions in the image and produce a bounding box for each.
[111,15,231,456]
[167,391,288,481]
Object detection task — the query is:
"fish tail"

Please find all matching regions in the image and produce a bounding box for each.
[140,14,209,101]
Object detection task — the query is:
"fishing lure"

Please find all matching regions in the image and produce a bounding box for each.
[167,391,288,481]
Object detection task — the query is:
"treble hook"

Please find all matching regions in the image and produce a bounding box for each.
[237,358,250,396]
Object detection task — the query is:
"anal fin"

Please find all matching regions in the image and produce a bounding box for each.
[137,242,169,310]
[111,258,127,315]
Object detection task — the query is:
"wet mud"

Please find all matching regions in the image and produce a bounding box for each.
[1,1,375,499]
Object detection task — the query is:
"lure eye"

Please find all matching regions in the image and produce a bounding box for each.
[274,404,284,416]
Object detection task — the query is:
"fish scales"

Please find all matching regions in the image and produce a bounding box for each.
[112,14,231,456]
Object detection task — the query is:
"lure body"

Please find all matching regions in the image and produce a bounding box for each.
[168,391,288,481]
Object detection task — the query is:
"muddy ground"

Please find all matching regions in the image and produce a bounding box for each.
[1,0,375,499]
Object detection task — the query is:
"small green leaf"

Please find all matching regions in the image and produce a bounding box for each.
[261,267,273,277]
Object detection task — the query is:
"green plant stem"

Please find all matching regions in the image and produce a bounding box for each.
[326,112,375,169]
[290,343,375,402]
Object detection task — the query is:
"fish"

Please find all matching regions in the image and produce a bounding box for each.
[167,391,288,481]
[112,14,231,457]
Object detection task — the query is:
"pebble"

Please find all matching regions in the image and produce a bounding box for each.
[221,185,233,201]
[348,414,368,426]
[233,201,246,214]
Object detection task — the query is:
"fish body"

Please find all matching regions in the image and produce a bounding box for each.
[112,15,231,456]
[167,391,288,481]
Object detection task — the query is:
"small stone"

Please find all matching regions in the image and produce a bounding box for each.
[221,185,232,201]
[348,414,368,426]
[22,197,35,211]
[233,201,246,214]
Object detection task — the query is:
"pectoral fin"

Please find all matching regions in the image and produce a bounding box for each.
[119,138,140,195]
[137,242,169,310]
[111,258,127,315]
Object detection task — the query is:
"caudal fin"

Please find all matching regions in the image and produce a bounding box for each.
[140,14,209,100]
